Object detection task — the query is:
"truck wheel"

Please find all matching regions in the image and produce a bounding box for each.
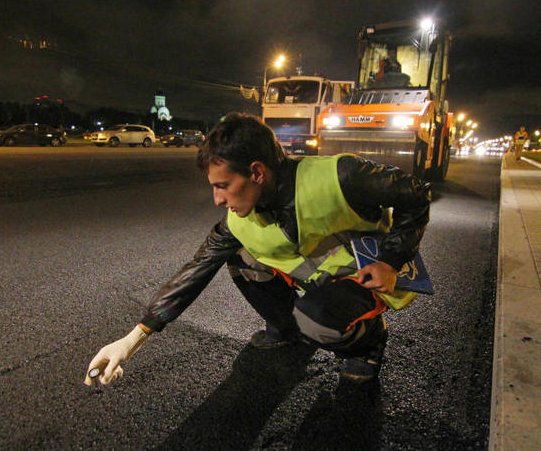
[413,140,427,180]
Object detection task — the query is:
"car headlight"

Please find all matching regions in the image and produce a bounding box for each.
[391,115,415,128]
[322,116,343,128]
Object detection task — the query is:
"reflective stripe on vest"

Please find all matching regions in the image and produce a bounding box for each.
[227,155,416,308]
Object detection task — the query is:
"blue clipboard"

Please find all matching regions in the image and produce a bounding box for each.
[350,234,434,295]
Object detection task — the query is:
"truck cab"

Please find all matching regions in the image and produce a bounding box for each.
[262,75,353,155]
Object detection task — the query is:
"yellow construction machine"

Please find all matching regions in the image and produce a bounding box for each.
[317,18,453,181]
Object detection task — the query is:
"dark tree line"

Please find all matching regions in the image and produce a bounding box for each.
[0,101,207,135]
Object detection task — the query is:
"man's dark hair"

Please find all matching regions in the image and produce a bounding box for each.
[197,112,285,177]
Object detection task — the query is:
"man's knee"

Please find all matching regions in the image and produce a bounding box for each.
[227,248,275,283]
[293,305,366,345]
[292,280,376,347]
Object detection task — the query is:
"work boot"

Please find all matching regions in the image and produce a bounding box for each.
[250,324,298,349]
[340,317,388,383]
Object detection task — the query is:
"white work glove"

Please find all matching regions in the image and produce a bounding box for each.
[84,325,149,386]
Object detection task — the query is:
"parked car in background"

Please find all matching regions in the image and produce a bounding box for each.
[181,129,205,146]
[160,129,205,147]
[160,132,185,147]
[90,124,156,147]
[0,124,67,146]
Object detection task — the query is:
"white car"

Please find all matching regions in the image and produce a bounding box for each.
[91,124,156,147]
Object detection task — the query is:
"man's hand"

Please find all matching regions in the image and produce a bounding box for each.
[84,325,149,386]
[357,261,397,293]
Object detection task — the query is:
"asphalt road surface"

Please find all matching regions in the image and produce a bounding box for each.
[0,146,500,450]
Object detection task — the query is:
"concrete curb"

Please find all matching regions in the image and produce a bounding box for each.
[489,154,541,450]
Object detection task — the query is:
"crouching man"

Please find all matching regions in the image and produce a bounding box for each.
[84,113,431,386]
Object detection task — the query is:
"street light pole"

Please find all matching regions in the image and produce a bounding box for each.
[263,67,269,95]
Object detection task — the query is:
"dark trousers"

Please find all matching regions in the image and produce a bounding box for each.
[227,254,385,358]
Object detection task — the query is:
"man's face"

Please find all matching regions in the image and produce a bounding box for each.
[207,161,264,218]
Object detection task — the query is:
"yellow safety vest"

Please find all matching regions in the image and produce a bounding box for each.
[515,131,528,144]
[228,155,416,310]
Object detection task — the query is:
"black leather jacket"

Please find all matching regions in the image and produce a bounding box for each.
[141,155,431,332]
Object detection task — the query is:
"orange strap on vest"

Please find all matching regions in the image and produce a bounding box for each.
[342,272,388,331]
[272,268,298,288]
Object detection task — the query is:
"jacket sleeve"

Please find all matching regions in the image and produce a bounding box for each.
[140,215,242,332]
[337,156,431,270]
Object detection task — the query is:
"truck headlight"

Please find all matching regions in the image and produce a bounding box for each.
[322,116,343,128]
[391,115,415,128]
[305,138,318,147]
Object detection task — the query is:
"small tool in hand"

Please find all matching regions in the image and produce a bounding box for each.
[88,368,102,392]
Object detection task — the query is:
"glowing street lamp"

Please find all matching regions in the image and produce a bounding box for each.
[420,17,434,32]
[456,113,468,137]
[263,54,287,93]
[274,54,286,69]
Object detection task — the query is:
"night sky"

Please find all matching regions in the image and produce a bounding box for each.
[1,0,540,136]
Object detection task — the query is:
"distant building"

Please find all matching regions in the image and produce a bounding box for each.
[150,90,172,121]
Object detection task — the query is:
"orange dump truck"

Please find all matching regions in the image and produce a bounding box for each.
[317,19,453,181]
